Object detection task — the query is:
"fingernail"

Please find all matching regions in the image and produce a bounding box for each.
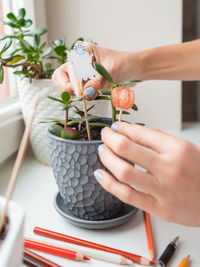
[94,170,104,182]
[111,123,118,132]
[73,91,77,96]
[100,128,105,135]
[98,144,104,154]
[85,87,95,98]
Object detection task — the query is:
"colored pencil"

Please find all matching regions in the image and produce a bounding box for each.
[24,238,90,262]
[33,226,154,265]
[144,212,155,261]
[24,248,62,267]
[178,255,190,267]
[25,235,132,265]
[23,254,42,267]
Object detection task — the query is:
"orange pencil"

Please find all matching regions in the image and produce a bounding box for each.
[144,212,155,262]
[178,255,190,267]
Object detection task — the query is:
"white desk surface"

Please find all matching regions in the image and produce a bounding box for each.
[0,123,200,267]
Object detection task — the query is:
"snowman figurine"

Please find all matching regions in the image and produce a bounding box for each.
[67,41,98,82]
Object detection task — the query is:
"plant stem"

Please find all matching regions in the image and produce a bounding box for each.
[119,109,123,122]
[64,109,68,130]
[2,61,44,78]
[111,102,117,123]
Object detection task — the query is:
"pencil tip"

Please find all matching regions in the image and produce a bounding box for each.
[83,256,90,261]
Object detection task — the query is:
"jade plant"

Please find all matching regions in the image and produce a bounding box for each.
[41,63,144,140]
[0,8,85,83]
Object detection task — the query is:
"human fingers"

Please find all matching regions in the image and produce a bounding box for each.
[97,144,157,194]
[101,127,160,173]
[111,122,177,153]
[94,168,156,212]
[52,62,82,95]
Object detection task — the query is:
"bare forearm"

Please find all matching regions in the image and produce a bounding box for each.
[132,39,200,81]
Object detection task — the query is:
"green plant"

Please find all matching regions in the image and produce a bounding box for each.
[41,63,143,140]
[94,62,139,123]
[0,8,84,82]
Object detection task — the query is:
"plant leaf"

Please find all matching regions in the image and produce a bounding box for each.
[39,118,64,124]
[47,96,63,103]
[41,46,52,58]
[0,39,12,55]
[49,124,63,137]
[87,104,95,112]
[18,8,26,18]
[24,19,32,28]
[20,39,33,51]
[13,70,23,75]
[54,45,66,56]
[67,115,98,125]
[61,91,70,103]
[99,89,111,95]
[0,65,4,84]
[116,110,130,115]
[60,103,73,110]
[2,21,18,28]
[0,35,16,40]
[45,63,52,70]
[95,96,111,101]
[113,79,141,88]
[34,34,40,48]
[81,122,109,132]
[8,55,24,64]
[71,94,87,102]
[94,62,113,84]
[131,104,138,111]
[7,12,17,21]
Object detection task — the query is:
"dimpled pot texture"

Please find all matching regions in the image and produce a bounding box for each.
[47,118,123,221]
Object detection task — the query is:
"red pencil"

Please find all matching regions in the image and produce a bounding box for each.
[33,227,153,265]
[24,248,62,267]
[144,212,155,262]
[24,238,90,262]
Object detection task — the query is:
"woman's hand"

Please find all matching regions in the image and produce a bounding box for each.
[52,42,140,99]
[94,122,200,226]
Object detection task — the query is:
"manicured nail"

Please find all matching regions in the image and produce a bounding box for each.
[94,170,104,182]
[111,123,118,132]
[85,87,95,98]
[100,128,104,135]
[73,91,77,96]
[98,144,104,154]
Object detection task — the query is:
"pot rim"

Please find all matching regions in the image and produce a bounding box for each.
[47,117,112,144]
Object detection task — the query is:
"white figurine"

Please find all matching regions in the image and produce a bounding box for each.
[67,41,98,82]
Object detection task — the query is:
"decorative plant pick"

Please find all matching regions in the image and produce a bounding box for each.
[67,41,98,140]
[111,87,135,122]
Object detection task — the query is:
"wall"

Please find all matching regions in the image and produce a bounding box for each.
[45,0,182,130]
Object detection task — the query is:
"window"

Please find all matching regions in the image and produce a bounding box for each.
[0,0,13,102]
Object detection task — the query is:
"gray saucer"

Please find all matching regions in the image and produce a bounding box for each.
[54,192,138,229]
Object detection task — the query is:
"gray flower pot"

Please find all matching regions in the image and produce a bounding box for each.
[47,118,123,221]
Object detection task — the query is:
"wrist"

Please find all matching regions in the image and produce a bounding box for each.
[120,50,144,81]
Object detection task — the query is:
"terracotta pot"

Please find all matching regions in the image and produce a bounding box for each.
[47,118,123,221]
[0,196,25,267]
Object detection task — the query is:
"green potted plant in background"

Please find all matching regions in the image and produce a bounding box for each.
[0,8,88,166]
[43,62,142,227]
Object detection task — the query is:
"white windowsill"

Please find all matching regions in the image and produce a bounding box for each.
[0,100,24,164]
